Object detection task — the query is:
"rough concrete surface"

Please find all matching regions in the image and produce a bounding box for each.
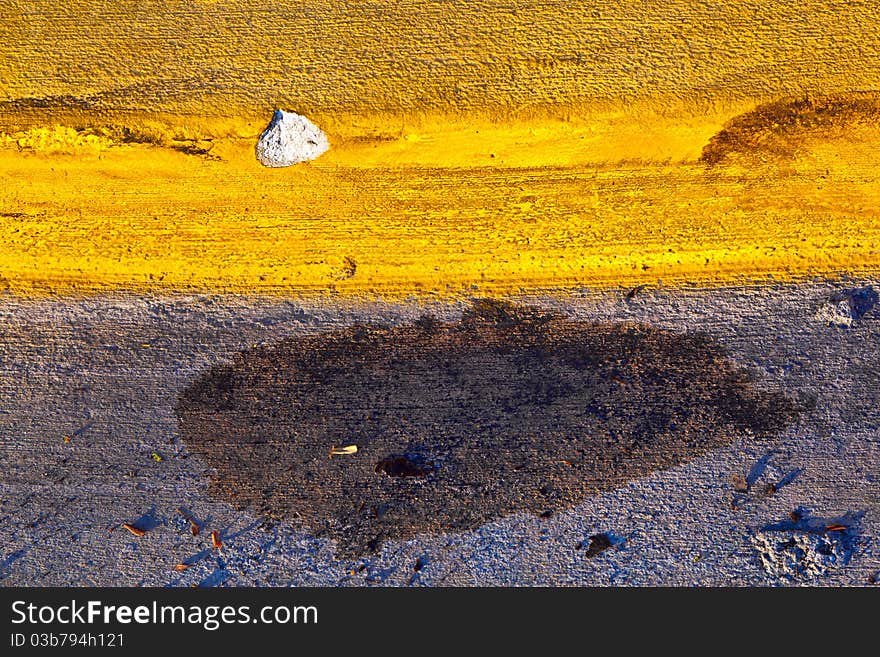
[1,281,878,586]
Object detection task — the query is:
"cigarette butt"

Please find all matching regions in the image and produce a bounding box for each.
[174,563,190,572]
[211,530,222,549]
[122,523,145,537]
[329,444,358,458]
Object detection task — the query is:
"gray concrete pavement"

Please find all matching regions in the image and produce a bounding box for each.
[1,281,878,586]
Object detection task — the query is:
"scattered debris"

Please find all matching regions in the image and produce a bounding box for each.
[151,452,163,462]
[824,524,847,532]
[255,109,329,167]
[121,523,146,537]
[733,455,802,507]
[174,563,191,572]
[539,510,554,519]
[789,509,803,523]
[63,435,71,444]
[329,445,358,458]
[211,530,222,550]
[414,555,428,572]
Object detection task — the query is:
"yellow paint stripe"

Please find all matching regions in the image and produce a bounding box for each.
[3,1,880,113]
[3,3,880,298]
[1,112,878,298]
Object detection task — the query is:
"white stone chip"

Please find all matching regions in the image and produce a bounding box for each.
[255,109,329,167]
[815,286,878,328]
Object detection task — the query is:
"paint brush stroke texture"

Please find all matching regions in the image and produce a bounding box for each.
[3,1,880,113]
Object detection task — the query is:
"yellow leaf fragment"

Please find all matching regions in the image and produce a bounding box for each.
[329,445,358,458]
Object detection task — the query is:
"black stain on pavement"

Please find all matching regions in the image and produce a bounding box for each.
[700,92,880,165]
[176,301,798,557]
[578,533,615,557]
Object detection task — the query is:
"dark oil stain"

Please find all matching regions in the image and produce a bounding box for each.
[176,301,798,557]
[578,533,614,558]
[701,92,880,165]
[375,454,432,478]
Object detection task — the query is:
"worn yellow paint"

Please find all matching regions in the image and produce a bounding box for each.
[1,2,879,298]
[2,116,879,297]
[5,1,880,114]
